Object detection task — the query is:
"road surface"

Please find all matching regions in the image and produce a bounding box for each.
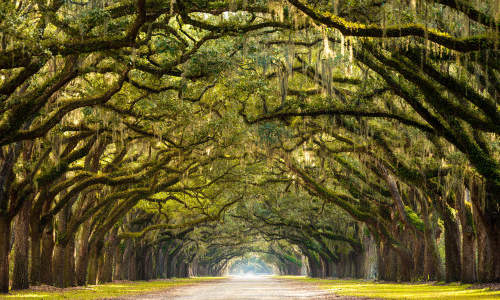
[116,275,370,299]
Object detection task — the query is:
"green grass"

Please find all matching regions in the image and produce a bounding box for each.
[1,277,224,300]
[276,276,500,299]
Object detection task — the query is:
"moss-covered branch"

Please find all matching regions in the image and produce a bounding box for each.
[287,0,496,52]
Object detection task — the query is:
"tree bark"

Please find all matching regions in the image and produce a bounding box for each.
[421,197,442,281]
[397,245,413,281]
[135,246,145,280]
[52,244,66,287]
[40,225,54,285]
[53,204,72,288]
[65,238,77,286]
[76,221,91,285]
[470,176,499,282]
[459,188,477,283]
[51,240,76,287]
[319,255,330,278]
[30,228,41,285]
[475,214,489,282]
[0,215,11,293]
[478,212,500,282]
[307,253,321,278]
[378,240,398,281]
[482,180,500,282]
[161,247,168,278]
[145,248,153,280]
[154,248,162,279]
[442,204,462,282]
[31,198,50,285]
[411,234,425,279]
[168,253,178,278]
[167,243,182,278]
[87,245,101,285]
[182,262,189,278]
[99,250,113,283]
[113,243,123,281]
[12,199,30,290]
[120,243,132,280]
[129,249,137,281]
[98,230,116,283]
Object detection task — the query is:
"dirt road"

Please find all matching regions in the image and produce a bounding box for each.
[116,276,370,299]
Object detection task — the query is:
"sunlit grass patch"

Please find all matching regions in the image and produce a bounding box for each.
[277,276,500,299]
[1,277,224,300]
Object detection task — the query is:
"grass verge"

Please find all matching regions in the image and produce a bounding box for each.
[1,277,224,300]
[276,276,500,299]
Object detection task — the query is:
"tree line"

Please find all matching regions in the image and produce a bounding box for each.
[0,0,498,292]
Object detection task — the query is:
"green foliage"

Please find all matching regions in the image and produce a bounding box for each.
[257,122,290,145]
[183,49,231,78]
[404,206,424,232]
[76,8,111,33]
[0,0,497,287]
[154,37,182,55]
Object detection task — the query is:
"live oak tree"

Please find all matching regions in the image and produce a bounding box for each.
[0,0,498,292]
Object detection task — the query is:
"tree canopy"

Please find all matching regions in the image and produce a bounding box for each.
[0,0,498,292]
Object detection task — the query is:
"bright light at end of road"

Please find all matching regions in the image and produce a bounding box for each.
[231,273,274,279]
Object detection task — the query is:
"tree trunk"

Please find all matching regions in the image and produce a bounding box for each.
[52,244,66,287]
[471,178,499,282]
[481,180,500,282]
[177,259,186,278]
[87,246,100,285]
[87,257,98,285]
[189,257,198,277]
[120,244,131,280]
[76,245,90,285]
[12,199,30,290]
[76,223,91,286]
[412,236,425,279]
[397,246,413,281]
[475,215,489,282]
[461,228,477,283]
[161,248,168,278]
[53,203,74,288]
[319,255,330,278]
[96,253,105,283]
[307,254,321,278]
[145,248,153,280]
[30,228,41,285]
[31,199,50,285]
[98,230,116,284]
[168,253,178,278]
[167,243,183,279]
[40,225,54,285]
[154,249,162,279]
[488,224,500,282]
[129,250,137,281]
[65,238,76,286]
[443,206,462,282]
[53,241,76,287]
[378,240,398,281]
[52,241,76,288]
[480,214,500,282]
[98,249,113,283]
[114,244,123,281]
[182,262,189,278]
[135,247,145,280]
[0,215,11,293]
[459,188,477,283]
[421,198,442,281]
